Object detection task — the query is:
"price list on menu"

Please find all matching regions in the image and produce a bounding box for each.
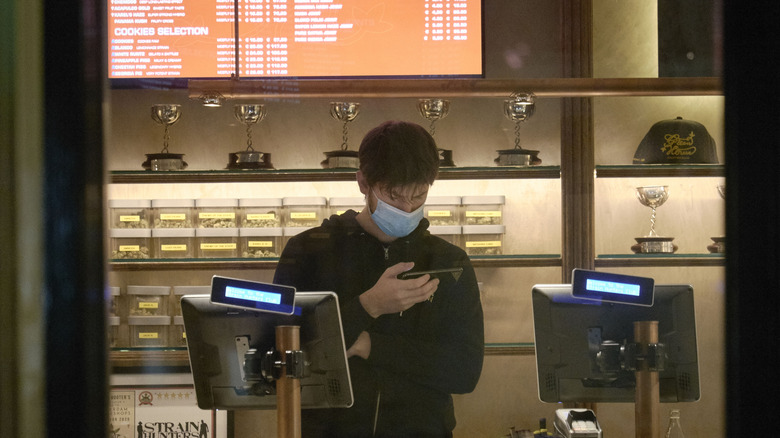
[108,0,482,79]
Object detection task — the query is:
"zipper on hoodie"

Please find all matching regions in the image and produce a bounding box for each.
[372,390,381,436]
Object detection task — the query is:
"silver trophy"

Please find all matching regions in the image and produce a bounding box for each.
[708,184,726,253]
[496,92,540,166]
[323,102,360,169]
[417,98,455,167]
[633,185,676,253]
[229,104,273,169]
[144,104,187,170]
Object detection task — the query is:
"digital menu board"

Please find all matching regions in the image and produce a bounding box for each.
[108,0,483,80]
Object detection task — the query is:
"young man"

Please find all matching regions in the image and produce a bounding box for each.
[274,120,484,437]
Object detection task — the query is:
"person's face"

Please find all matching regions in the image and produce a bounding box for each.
[370,183,430,213]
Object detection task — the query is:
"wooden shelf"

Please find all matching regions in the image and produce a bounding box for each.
[188,77,723,99]
[109,255,562,271]
[109,166,560,184]
[595,254,724,268]
[596,164,724,178]
[111,349,190,369]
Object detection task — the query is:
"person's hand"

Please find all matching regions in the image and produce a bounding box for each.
[359,262,439,318]
[347,331,371,359]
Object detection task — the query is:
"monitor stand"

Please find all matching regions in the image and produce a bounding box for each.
[634,320,660,438]
[275,325,302,438]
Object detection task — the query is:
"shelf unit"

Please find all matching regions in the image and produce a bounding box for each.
[109,76,724,368]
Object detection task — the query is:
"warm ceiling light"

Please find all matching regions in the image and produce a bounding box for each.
[199,92,225,107]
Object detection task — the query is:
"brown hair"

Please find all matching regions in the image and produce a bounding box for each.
[358,120,439,191]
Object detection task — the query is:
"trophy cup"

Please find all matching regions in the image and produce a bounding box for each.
[632,185,677,253]
[707,184,726,253]
[418,98,455,167]
[143,104,188,171]
[322,102,360,169]
[228,104,274,170]
[495,92,541,166]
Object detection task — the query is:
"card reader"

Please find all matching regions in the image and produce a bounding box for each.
[554,409,602,438]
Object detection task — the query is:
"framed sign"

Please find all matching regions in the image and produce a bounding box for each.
[109,386,227,438]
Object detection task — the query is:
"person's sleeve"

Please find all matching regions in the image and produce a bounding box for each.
[366,263,484,394]
[274,233,375,348]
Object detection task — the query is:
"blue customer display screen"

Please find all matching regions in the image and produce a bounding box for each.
[572,269,654,306]
[225,286,282,305]
[210,276,296,314]
[585,279,641,297]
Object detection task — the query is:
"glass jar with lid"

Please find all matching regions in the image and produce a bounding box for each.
[152,198,195,228]
[462,224,506,255]
[283,197,327,227]
[239,198,283,228]
[152,228,195,259]
[195,198,238,228]
[196,227,239,258]
[462,195,505,225]
[424,196,461,226]
[109,199,152,229]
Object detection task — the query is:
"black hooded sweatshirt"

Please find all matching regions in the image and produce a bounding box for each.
[273,210,484,437]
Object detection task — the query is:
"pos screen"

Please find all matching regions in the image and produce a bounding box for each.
[210,276,296,315]
[571,269,655,307]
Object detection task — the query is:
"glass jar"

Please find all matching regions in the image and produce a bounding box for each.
[239,197,283,228]
[108,286,121,317]
[462,224,506,255]
[240,227,283,258]
[328,196,364,216]
[196,227,239,258]
[171,316,187,348]
[109,199,152,229]
[127,285,171,316]
[107,316,123,348]
[429,225,463,248]
[172,285,210,316]
[152,198,195,228]
[110,228,152,259]
[462,195,505,225]
[283,196,327,227]
[196,198,238,228]
[128,316,171,348]
[152,228,195,259]
[424,196,461,226]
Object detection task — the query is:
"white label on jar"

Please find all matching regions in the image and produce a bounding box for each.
[199,212,235,219]
[427,210,452,217]
[200,243,237,250]
[466,241,502,248]
[290,212,317,219]
[160,213,186,220]
[248,240,273,248]
[247,213,276,220]
[120,215,141,222]
[118,245,141,252]
[466,211,502,217]
[161,244,187,251]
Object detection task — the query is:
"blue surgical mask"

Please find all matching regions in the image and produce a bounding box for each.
[371,190,425,238]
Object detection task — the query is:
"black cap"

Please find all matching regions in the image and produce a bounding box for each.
[633,116,718,164]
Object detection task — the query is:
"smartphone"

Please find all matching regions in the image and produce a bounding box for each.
[397,267,463,281]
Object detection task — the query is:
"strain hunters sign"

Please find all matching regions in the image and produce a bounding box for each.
[109,387,226,438]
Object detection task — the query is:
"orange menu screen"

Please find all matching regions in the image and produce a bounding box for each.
[108,0,483,79]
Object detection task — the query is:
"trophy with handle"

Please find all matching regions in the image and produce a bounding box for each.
[322,102,361,169]
[418,98,455,167]
[143,104,187,170]
[632,185,677,253]
[228,104,273,169]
